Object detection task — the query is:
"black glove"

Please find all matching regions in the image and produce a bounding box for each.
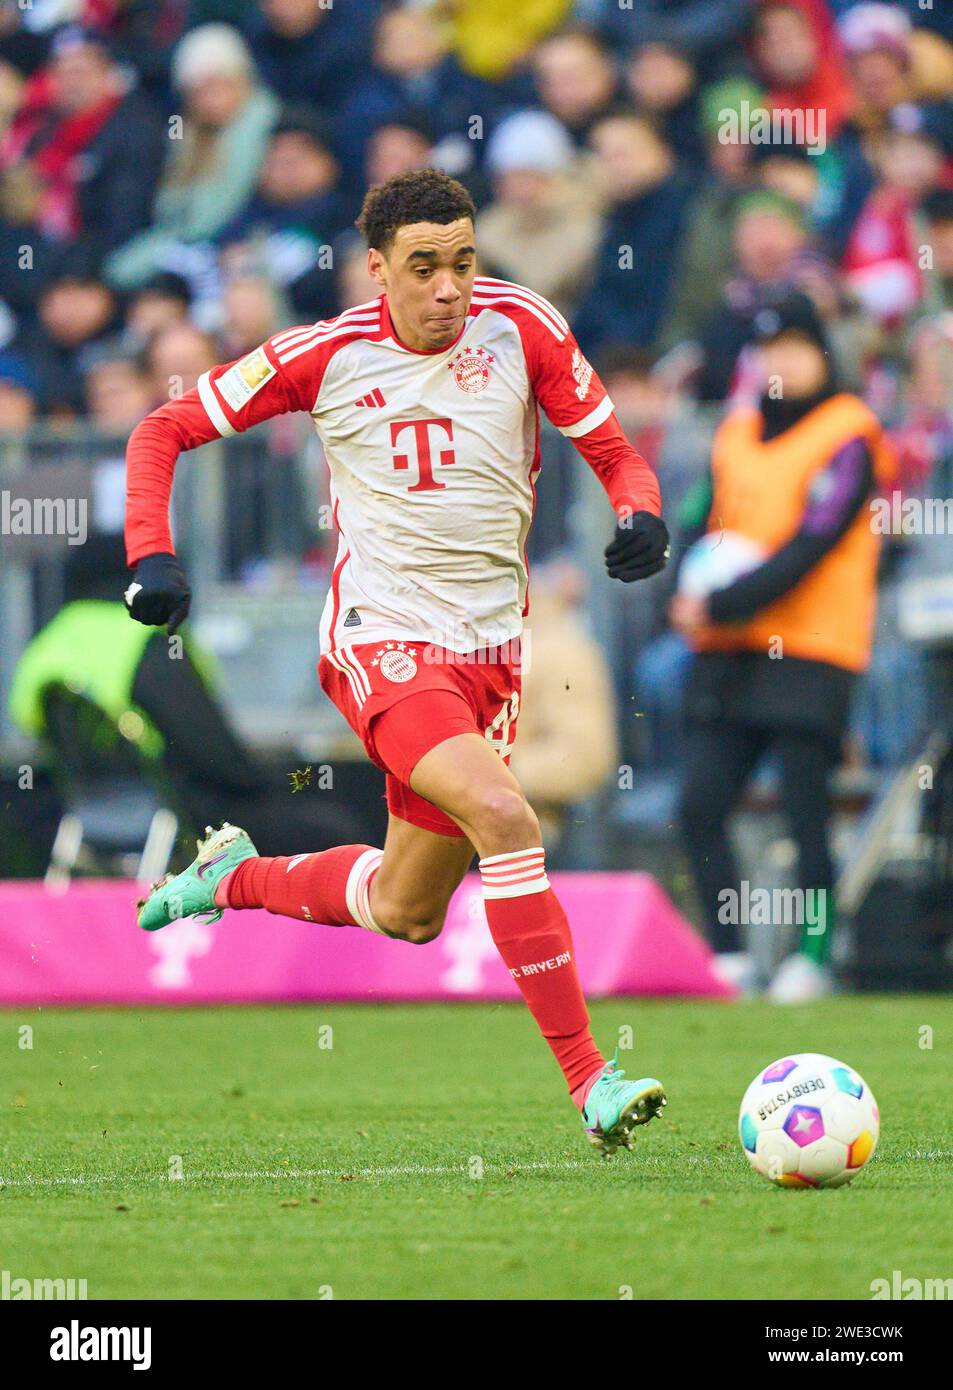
[124,552,191,634]
[604,511,671,583]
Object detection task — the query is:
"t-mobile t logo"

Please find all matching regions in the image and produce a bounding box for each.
[390,418,455,492]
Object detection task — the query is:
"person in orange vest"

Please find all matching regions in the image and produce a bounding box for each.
[669,291,895,1003]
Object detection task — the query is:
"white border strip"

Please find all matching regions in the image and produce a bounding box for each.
[197,371,236,438]
[558,394,614,439]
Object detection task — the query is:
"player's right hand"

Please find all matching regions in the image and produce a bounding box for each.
[124,551,191,634]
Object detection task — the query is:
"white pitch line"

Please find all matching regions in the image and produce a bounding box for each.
[0,1156,693,1187]
[0,1150,948,1189]
[0,1160,591,1187]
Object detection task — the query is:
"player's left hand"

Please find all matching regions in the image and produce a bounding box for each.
[604,511,670,583]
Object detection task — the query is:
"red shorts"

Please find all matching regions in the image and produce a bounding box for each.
[318,640,521,837]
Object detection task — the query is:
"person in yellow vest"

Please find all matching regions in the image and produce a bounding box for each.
[669,291,895,1003]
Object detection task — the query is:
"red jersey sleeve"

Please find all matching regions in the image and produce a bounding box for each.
[125,330,323,565]
[500,284,662,520]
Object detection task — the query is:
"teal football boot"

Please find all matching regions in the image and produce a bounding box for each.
[582,1051,667,1157]
[137,822,257,931]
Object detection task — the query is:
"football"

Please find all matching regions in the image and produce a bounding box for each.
[739,1054,879,1188]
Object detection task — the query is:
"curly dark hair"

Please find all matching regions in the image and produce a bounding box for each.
[356,168,476,252]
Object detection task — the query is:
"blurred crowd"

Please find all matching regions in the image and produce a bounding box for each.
[0,0,948,444]
[2,0,953,766]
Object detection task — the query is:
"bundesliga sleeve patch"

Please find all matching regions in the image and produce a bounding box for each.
[215,347,276,413]
[571,347,594,402]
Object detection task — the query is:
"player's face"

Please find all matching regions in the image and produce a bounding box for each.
[369,219,476,352]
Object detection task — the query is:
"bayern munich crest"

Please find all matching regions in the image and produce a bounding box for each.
[449,345,493,394]
[372,642,419,683]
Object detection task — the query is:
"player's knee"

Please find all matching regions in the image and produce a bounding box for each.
[399,917,445,945]
[469,785,540,852]
[373,897,447,945]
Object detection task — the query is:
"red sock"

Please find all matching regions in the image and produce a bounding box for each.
[479,848,604,1094]
[224,844,385,930]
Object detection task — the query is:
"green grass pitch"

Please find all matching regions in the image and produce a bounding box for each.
[1,997,950,1300]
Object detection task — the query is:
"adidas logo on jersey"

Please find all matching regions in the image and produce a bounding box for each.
[355,388,386,408]
[343,608,362,627]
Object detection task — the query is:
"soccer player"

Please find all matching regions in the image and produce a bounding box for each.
[126,169,670,1156]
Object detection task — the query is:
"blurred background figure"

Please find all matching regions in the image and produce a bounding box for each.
[476,109,600,317]
[83,350,154,433]
[0,349,38,429]
[14,245,122,414]
[124,273,194,347]
[531,26,620,145]
[508,559,618,853]
[693,191,837,401]
[104,24,279,290]
[624,41,704,170]
[364,111,434,186]
[671,293,895,1002]
[573,112,693,351]
[750,0,853,143]
[0,24,163,260]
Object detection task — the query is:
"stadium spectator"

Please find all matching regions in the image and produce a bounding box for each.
[575,113,694,353]
[84,350,154,432]
[889,313,953,491]
[593,345,674,473]
[447,0,573,81]
[0,15,48,89]
[365,112,434,186]
[750,0,853,142]
[841,106,953,328]
[335,232,381,312]
[840,2,953,127]
[124,271,194,346]
[694,190,836,400]
[835,0,951,44]
[0,54,27,137]
[624,41,704,171]
[218,272,287,358]
[0,25,164,260]
[245,0,380,112]
[748,134,873,271]
[752,142,822,220]
[672,291,896,1002]
[508,558,618,849]
[476,109,600,317]
[0,349,38,429]
[0,178,57,322]
[918,189,953,317]
[659,76,763,351]
[145,320,218,403]
[335,7,496,190]
[596,343,714,532]
[104,23,279,289]
[14,251,122,414]
[215,106,350,321]
[573,112,693,353]
[89,0,188,108]
[531,27,620,146]
[573,0,753,75]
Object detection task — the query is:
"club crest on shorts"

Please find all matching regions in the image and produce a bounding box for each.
[448,346,493,394]
[372,642,418,682]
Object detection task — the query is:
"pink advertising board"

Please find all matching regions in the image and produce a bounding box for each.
[0,873,734,1005]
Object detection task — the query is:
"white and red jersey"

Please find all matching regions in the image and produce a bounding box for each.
[126,277,661,654]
